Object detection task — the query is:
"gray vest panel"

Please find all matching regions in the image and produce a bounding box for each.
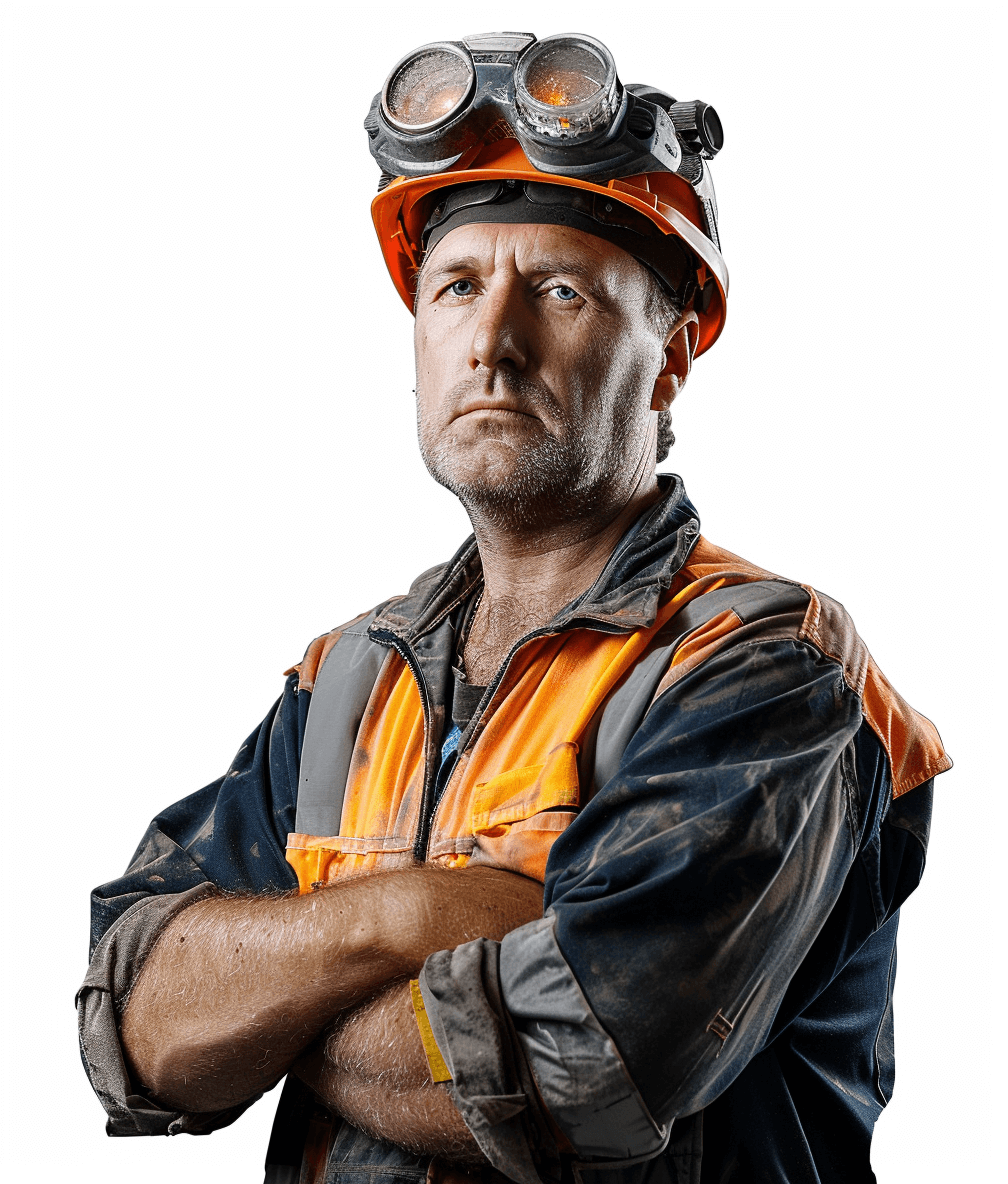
[295,581,810,837]
[295,610,389,837]
[592,580,810,792]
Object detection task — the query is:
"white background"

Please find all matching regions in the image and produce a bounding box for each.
[1,2,1003,1180]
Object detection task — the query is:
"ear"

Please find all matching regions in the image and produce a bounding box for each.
[651,311,699,412]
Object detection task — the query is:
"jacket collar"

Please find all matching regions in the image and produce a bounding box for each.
[371,474,701,642]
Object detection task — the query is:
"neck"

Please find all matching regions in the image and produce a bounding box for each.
[460,467,664,686]
[473,474,661,613]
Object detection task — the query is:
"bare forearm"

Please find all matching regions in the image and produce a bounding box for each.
[120,866,541,1112]
[294,980,483,1164]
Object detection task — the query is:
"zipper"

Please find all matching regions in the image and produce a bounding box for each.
[362,510,699,860]
[362,576,482,861]
[369,615,626,861]
[417,613,633,859]
[366,626,438,861]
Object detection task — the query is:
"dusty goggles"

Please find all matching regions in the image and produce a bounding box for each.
[365,31,724,245]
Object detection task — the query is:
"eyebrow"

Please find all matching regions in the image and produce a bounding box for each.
[415,255,477,300]
[527,257,601,283]
[421,256,484,283]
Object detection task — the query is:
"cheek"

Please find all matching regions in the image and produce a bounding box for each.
[414,317,441,406]
[575,325,657,429]
[415,306,461,387]
[414,316,432,380]
[414,313,459,445]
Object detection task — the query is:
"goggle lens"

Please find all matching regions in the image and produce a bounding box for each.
[515,36,619,139]
[379,34,624,145]
[385,48,473,131]
[522,43,606,107]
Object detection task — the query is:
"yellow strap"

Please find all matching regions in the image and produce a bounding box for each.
[409,979,452,1083]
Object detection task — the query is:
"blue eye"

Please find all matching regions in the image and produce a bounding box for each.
[450,279,473,296]
[554,285,578,301]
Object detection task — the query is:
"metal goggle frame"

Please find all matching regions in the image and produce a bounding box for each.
[364,32,724,241]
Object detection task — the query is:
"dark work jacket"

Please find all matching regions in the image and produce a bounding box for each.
[77,476,949,1184]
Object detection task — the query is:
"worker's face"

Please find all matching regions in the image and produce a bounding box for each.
[413,222,671,534]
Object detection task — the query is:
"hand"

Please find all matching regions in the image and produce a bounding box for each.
[294,979,483,1163]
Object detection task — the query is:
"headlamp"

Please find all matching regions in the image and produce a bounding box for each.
[365,32,724,248]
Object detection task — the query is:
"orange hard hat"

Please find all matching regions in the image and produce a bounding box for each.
[371,140,727,358]
[368,34,728,357]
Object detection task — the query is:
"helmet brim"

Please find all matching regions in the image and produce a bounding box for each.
[370,139,727,357]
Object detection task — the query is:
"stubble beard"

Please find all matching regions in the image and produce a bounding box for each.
[418,370,631,537]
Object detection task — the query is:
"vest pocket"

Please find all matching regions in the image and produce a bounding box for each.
[469,742,581,880]
[285,835,413,891]
[471,742,581,829]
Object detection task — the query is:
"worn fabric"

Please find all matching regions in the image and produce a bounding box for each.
[416,663,927,1181]
[78,475,947,1183]
[76,883,234,1135]
[78,677,306,1135]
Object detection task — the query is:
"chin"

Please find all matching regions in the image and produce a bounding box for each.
[423,438,605,534]
[424,427,537,487]
[429,455,529,504]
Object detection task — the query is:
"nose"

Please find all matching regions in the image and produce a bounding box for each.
[469,275,529,373]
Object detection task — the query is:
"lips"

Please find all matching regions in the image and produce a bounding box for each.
[450,399,540,423]
[440,368,564,431]
[446,376,553,426]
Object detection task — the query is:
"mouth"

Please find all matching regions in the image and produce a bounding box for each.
[449,401,542,426]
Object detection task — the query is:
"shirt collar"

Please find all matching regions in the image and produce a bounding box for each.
[372,473,700,642]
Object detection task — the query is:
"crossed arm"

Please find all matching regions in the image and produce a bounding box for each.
[120,865,543,1157]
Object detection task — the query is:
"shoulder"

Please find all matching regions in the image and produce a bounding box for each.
[283,555,458,693]
[284,603,390,694]
[666,535,949,800]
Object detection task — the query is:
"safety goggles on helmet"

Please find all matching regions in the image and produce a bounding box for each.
[365,31,729,358]
[366,31,723,248]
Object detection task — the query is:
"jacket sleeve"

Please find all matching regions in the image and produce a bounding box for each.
[418,636,872,1180]
[76,672,307,1136]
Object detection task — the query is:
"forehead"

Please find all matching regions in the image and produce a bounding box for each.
[421,220,647,287]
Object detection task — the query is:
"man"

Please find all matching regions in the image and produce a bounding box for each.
[77,31,949,1184]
